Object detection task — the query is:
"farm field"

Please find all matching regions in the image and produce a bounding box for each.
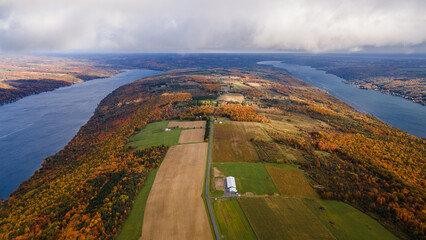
[117,168,159,240]
[141,143,212,240]
[213,121,269,162]
[266,166,318,197]
[212,198,256,240]
[253,141,287,163]
[278,145,309,162]
[304,199,398,240]
[211,167,225,197]
[211,162,278,195]
[238,197,335,240]
[127,121,181,150]
[168,120,206,128]
[262,113,332,135]
[179,128,205,143]
[246,82,263,88]
[210,160,398,240]
[218,93,245,103]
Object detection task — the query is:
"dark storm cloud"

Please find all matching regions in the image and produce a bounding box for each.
[0,0,425,52]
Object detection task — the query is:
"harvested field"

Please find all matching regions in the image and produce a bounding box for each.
[168,120,206,128]
[266,166,318,197]
[247,82,262,88]
[218,93,244,103]
[141,143,212,240]
[238,197,335,240]
[178,129,205,143]
[212,198,256,240]
[213,121,268,162]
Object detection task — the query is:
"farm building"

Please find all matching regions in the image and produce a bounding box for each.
[225,176,237,193]
[164,128,172,131]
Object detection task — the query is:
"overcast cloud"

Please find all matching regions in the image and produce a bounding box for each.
[0,0,425,53]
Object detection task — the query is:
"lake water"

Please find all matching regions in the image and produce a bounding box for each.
[259,61,426,139]
[0,69,160,199]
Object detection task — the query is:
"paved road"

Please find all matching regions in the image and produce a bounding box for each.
[205,116,221,239]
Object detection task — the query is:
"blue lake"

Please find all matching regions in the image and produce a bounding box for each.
[0,69,160,199]
[259,61,426,139]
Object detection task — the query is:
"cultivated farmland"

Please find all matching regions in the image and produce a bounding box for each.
[213,121,269,162]
[212,163,278,195]
[304,199,398,240]
[141,143,212,240]
[179,128,205,143]
[212,198,256,240]
[266,166,318,197]
[218,93,245,103]
[253,141,287,163]
[127,121,181,150]
[168,120,206,128]
[238,197,335,240]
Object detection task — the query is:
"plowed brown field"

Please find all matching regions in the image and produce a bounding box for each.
[179,129,205,143]
[141,143,212,240]
[168,121,206,128]
[218,93,244,103]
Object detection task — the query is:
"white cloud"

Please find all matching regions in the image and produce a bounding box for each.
[0,0,425,52]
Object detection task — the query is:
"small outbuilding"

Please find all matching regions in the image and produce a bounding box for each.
[225,176,237,193]
[164,128,172,131]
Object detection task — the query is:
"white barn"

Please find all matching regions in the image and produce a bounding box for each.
[225,176,237,193]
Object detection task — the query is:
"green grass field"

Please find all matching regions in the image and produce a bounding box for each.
[117,168,159,240]
[212,198,256,240]
[212,162,279,195]
[126,121,182,150]
[304,199,398,240]
[238,197,335,240]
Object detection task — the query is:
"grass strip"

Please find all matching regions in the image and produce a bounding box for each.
[117,168,159,240]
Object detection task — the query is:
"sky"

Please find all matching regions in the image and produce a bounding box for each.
[0,0,425,53]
